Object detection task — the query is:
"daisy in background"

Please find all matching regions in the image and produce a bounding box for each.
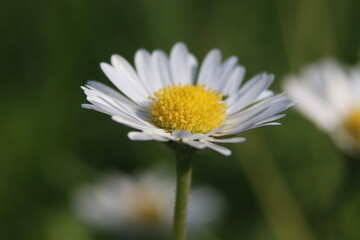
[82,42,294,240]
[73,171,223,238]
[283,59,360,155]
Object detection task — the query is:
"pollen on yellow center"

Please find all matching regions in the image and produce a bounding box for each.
[345,108,360,143]
[148,83,227,134]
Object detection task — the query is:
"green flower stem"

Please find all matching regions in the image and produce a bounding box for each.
[172,149,193,240]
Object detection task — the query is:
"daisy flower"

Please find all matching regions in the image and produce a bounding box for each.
[73,171,223,236]
[82,42,294,156]
[283,59,360,155]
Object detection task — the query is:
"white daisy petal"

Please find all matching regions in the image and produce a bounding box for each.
[128,131,169,142]
[112,115,155,132]
[237,72,272,96]
[81,103,118,116]
[178,126,227,142]
[227,93,291,120]
[223,104,270,127]
[220,65,246,95]
[85,98,124,116]
[82,85,147,118]
[226,73,274,114]
[228,104,288,135]
[134,49,157,94]
[110,54,143,89]
[182,139,207,149]
[205,56,245,92]
[200,141,232,156]
[254,114,286,125]
[218,57,238,82]
[251,99,294,122]
[254,122,282,127]
[217,94,293,136]
[109,55,150,103]
[197,49,221,87]
[170,42,197,84]
[217,121,258,137]
[172,130,193,139]
[86,81,141,108]
[206,137,246,143]
[256,90,274,101]
[152,50,173,88]
[100,62,149,105]
[83,87,150,122]
[188,54,198,83]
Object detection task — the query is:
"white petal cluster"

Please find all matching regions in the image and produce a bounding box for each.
[283,59,360,154]
[82,43,294,155]
[72,172,223,235]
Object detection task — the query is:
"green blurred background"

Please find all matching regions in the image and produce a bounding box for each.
[1,0,360,239]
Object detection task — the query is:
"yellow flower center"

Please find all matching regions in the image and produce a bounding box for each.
[345,108,360,143]
[148,83,227,134]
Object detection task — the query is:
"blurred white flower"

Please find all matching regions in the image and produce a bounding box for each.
[283,59,360,154]
[82,42,294,156]
[72,171,223,236]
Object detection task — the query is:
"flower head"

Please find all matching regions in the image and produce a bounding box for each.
[72,171,223,236]
[82,43,294,155]
[283,59,360,155]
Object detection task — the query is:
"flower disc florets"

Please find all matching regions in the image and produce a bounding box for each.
[148,83,227,134]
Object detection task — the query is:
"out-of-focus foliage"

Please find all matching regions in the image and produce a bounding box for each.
[0,0,359,240]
